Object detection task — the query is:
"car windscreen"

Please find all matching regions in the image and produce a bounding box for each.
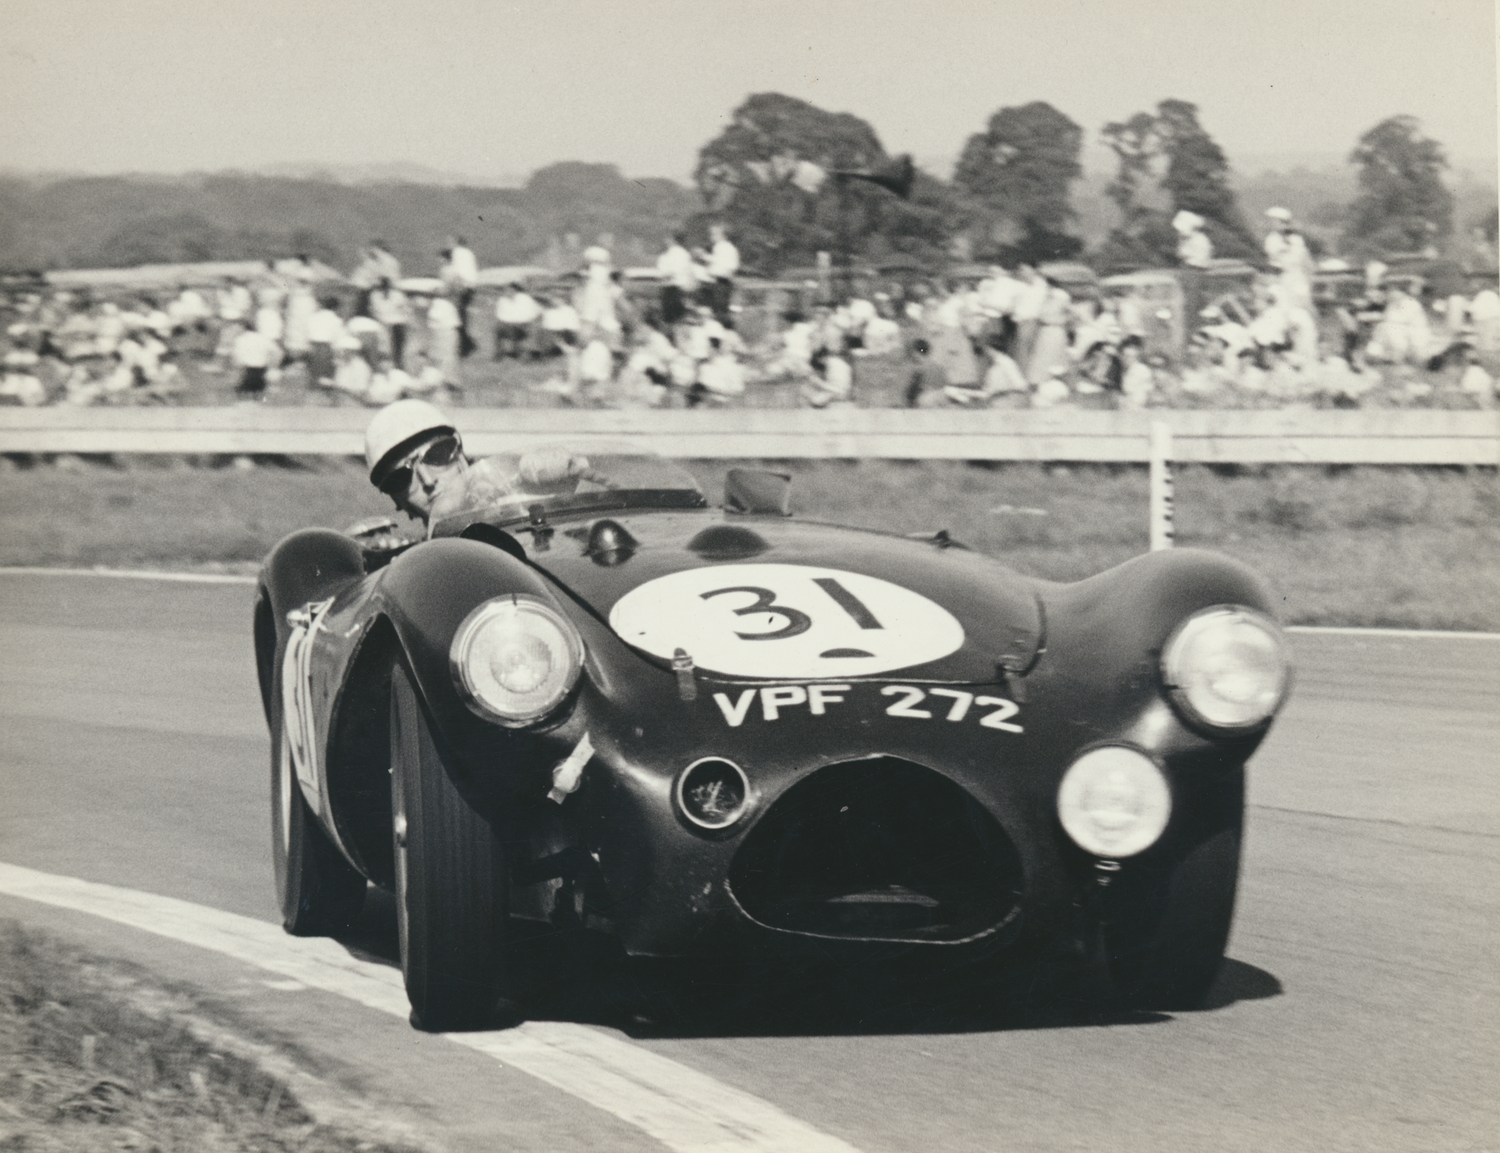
[428,449,706,537]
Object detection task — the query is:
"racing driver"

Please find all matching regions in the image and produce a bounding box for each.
[363,398,604,529]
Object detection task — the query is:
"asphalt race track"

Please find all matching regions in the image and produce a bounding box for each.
[1,570,1496,1153]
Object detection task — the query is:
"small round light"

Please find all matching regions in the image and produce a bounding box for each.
[449,596,583,726]
[1162,607,1290,731]
[675,757,752,831]
[1057,746,1172,858]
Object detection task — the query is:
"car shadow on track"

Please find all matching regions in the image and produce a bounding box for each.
[332,888,1282,1039]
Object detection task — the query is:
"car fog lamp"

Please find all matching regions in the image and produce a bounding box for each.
[676,757,752,831]
[1057,746,1171,858]
[1162,607,1290,731]
[450,596,583,726]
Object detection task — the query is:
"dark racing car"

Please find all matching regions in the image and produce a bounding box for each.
[253,454,1291,1029]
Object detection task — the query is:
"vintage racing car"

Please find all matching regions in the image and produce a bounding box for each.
[254,454,1292,1029]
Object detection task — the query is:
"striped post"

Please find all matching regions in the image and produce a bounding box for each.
[1150,420,1174,551]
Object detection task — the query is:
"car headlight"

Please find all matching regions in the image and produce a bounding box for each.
[1161,606,1290,731]
[449,596,584,726]
[1057,746,1172,858]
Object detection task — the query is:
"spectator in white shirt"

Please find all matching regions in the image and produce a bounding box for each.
[801,344,853,408]
[1469,279,1500,371]
[494,283,542,359]
[441,237,480,358]
[696,224,740,325]
[1173,211,1214,269]
[1011,265,1049,367]
[169,287,212,333]
[1264,208,1315,314]
[422,290,463,386]
[332,336,373,399]
[576,246,620,343]
[368,280,413,368]
[1458,346,1495,408]
[656,232,699,326]
[284,283,317,360]
[366,357,429,405]
[346,313,388,365]
[1118,337,1156,408]
[306,297,346,386]
[540,295,581,358]
[1371,283,1432,365]
[693,338,747,404]
[232,326,276,395]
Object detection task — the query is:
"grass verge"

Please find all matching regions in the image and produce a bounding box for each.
[1,455,1497,630]
[0,921,422,1153]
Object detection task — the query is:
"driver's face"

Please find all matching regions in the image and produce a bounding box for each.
[386,434,466,521]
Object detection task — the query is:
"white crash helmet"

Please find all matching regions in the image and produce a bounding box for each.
[364,399,456,487]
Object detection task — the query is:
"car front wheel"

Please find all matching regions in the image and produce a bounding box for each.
[390,660,513,1030]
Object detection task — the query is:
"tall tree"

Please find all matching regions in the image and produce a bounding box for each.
[953,101,1084,263]
[1344,115,1454,255]
[1097,112,1173,269]
[1096,99,1256,268]
[693,92,918,272]
[1154,99,1256,255]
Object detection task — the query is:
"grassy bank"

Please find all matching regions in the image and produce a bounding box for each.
[0,921,418,1153]
[1,455,1497,630]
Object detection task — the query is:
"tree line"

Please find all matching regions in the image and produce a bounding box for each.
[0,94,1488,278]
[692,93,1479,274]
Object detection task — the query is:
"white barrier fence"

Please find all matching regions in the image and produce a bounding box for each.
[0,407,1496,465]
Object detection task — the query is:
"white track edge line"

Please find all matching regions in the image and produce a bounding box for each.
[0,566,257,585]
[0,861,860,1153]
[1284,625,1500,640]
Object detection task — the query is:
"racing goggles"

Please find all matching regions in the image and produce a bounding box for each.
[380,433,463,497]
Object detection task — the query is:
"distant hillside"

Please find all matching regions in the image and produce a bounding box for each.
[0,162,701,276]
[1,155,1491,278]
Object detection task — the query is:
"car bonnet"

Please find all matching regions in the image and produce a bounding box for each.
[524,512,1042,684]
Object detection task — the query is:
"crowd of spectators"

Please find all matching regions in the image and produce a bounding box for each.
[2,212,1497,413]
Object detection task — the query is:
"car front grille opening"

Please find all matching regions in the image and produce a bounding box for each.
[727,758,1024,943]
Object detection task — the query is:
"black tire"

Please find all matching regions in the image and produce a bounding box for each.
[390,661,512,1030]
[1103,827,1241,1010]
[270,666,367,936]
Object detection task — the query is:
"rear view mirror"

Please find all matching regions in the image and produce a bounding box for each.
[724,468,793,516]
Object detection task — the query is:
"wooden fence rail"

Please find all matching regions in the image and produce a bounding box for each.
[0,407,1495,465]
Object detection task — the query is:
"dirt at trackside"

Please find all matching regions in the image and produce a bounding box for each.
[0,921,427,1153]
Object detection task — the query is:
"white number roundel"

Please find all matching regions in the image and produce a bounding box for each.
[608,563,965,678]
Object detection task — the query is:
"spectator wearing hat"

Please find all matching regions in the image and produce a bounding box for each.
[577,247,620,344]
[1264,208,1315,314]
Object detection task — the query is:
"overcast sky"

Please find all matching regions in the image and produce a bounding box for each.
[2,0,1495,183]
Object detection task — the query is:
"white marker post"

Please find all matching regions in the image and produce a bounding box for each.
[1149,420,1174,551]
